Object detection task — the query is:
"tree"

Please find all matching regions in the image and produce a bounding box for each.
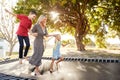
[88,0,120,47]
[14,0,97,51]
[13,0,120,51]
[0,0,18,56]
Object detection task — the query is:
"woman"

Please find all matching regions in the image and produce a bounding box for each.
[29,15,54,75]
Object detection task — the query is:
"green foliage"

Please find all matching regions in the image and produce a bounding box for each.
[95,38,107,48]
[13,0,120,48]
[83,37,91,45]
[71,0,76,4]
[13,0,43,23]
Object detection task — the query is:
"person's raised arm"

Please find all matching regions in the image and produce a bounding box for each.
[5,9,17,17]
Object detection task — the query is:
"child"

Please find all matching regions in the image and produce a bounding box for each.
[49,34,63,73]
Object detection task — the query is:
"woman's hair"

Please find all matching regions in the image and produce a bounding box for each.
[37,15,46,24]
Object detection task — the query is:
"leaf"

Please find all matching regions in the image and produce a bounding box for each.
[71,0,76,4]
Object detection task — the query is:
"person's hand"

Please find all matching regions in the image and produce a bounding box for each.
[32,33,38,37]
[53,34,58,37]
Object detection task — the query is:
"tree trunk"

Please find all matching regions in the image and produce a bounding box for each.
[75,30,85,51]
[75,20,86,51]
[75,14,89,51]
[8,43,14,56]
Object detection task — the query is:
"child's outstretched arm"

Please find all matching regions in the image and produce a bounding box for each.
[61,42,66,47]
[46,34,57,37]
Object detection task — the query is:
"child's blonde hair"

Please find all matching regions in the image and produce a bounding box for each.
[55,34,61,41]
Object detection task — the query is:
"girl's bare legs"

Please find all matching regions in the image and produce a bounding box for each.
[34,66,40,75]
[56,57,63,70]
[50,58,55,73]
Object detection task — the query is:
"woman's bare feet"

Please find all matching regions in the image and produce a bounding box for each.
[49,68,53,73]
[35,70,40,76]
[35,71,40,76]
[34,67,41,76]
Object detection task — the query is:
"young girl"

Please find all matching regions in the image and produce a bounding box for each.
[49,34,63,73]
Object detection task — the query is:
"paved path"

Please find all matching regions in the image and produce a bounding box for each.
[0,59,120,80]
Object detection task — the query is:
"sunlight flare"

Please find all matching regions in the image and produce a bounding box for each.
[50,11,59,20]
